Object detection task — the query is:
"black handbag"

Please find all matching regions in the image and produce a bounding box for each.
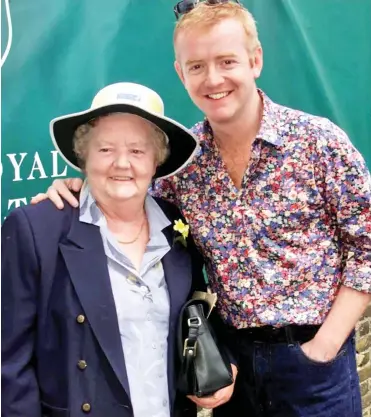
[177,293,233,398]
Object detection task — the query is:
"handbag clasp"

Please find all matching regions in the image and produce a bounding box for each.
[183,338,198,356]
[183,317,201,356]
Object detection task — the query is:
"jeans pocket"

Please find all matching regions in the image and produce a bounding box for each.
[294,342,348,366]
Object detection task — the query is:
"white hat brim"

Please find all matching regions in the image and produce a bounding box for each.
[50,103,199,179]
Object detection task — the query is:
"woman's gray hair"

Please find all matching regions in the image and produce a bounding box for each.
[73,114,170,170]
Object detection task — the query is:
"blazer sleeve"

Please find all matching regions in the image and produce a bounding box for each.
[2,208,42,417]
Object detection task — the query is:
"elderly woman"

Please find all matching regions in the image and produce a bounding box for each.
[2,83,236,417]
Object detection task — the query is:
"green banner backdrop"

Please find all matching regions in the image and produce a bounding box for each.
[2,0,371,218]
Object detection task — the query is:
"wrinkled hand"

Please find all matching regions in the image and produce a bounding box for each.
[31,178,83,209]
[187,364,237,409]
[300,337,340,363]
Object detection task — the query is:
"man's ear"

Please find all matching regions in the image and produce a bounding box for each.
[252,47,263,79]
[174,60,185,85]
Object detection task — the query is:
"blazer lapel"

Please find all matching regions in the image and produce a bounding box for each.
[161,224,192,405]
[161,225,192,324]
[59,210,130,397]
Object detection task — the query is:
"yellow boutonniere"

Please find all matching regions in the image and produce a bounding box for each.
[173,219,189,247]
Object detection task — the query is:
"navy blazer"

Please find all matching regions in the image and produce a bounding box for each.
[1,198,206,417]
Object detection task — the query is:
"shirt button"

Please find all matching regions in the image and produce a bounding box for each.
[76,315,85,324]
[77,360,87,370]
[81,403,91,413]
[152,343,157,349]
[163,399,168,407]
[146,314,151,321]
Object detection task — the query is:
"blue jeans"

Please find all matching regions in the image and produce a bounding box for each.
[214,332,362,417]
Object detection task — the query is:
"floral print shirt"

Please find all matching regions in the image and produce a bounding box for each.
[153,91,371,328]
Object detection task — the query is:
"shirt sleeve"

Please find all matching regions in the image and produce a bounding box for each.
[150,178,179,206]
[316,120,371,293]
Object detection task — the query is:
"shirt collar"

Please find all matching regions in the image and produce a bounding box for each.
[144,194,171,238]
[79,181,171,236]
[195,89,285,148]
[255,89,285,146]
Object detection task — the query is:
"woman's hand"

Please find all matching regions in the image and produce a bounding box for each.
[31,178,83,209]
[187,363,237,409]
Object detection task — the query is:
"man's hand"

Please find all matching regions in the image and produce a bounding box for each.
[31,178,83,209]
[301,286,371,364]
[187,364,237,409]
[300,336,341,363]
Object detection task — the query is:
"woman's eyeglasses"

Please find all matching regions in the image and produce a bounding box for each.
[174,0,241,20]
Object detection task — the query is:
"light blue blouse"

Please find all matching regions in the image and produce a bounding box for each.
[79,183,172,417]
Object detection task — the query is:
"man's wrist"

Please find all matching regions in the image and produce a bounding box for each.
[313,329,344,355]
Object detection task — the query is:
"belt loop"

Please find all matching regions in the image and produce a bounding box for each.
[284,326,295,346]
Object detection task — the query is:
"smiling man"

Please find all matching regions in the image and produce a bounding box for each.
[32,1,371,416]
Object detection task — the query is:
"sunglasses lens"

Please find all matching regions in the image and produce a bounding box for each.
[177,0,198,14]
[207,0,229,4]
[174,0,240,19]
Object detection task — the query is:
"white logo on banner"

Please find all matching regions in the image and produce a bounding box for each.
[4,150,68,214]
[1,0,12,67]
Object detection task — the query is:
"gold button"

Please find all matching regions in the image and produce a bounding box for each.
[76,315,85,324]
[82,403,91,413]
[77,360,87,370]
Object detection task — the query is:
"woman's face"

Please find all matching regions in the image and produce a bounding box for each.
[84,113,157,205]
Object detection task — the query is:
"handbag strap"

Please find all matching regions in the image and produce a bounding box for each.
[183,316,201,357]
[181,316,201,388]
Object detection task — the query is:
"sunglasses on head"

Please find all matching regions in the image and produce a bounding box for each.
[174,0,241,20]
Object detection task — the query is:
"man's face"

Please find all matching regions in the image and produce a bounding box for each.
[174,18,263,125]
